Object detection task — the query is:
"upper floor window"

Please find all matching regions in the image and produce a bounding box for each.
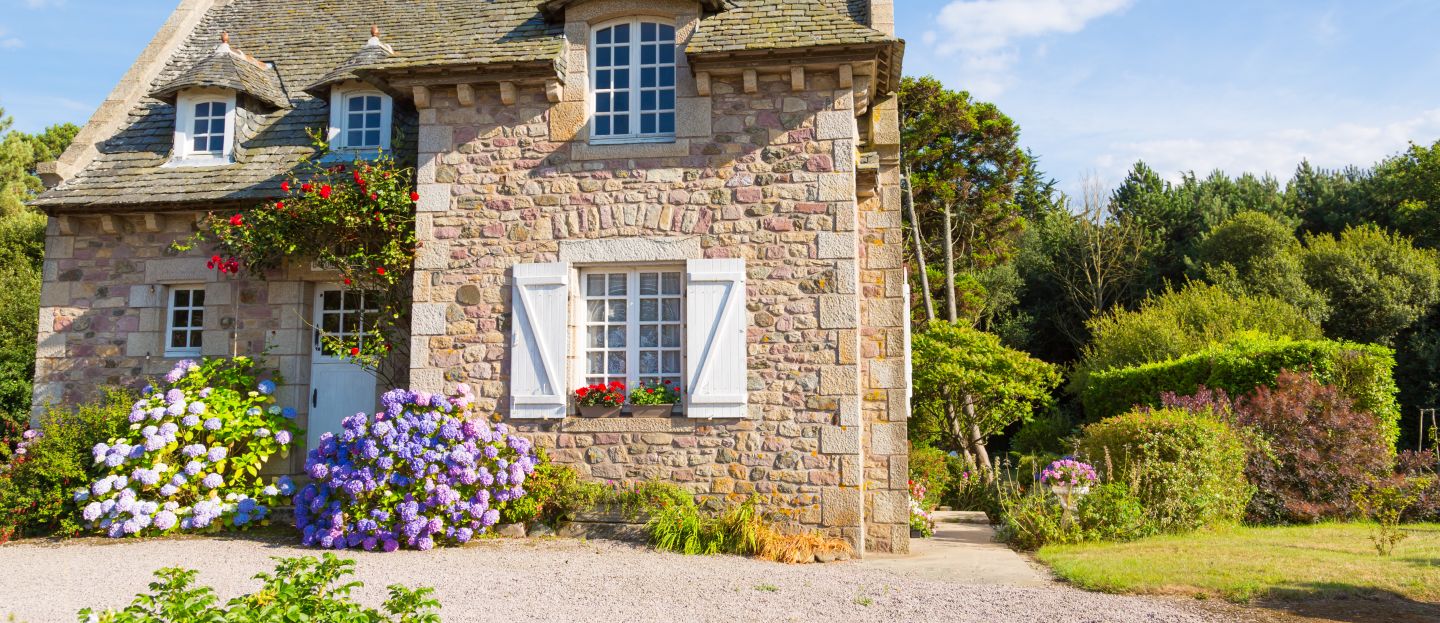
[170,90,236,165]
[328,84,392,153]
[165,286,206,357]
[591,19,676,144]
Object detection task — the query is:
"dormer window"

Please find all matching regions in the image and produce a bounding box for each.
[171,89,237,165]
[591,19,676,144]
[328,83,392,153]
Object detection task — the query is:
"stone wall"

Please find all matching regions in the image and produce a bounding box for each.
[408,67,908,552]
[31,212,322,476]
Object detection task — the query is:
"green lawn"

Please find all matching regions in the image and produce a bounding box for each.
[1037,523,1440,603]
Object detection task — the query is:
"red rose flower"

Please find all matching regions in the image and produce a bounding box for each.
[281,181,290,192]
[302,183,313,192]
[376,267,386,275]
[229,214,243,226]
[410,192,421,202]
[343,278,352,286]
[370,192,378,201]
[350,347,360,356]
[275,201,285,210]
[319,184,333,199]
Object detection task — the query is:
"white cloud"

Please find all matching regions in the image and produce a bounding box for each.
[22,0,67,8]
[0,26,21,49]
[930,0,1133,97]
[1095,108,1440,185]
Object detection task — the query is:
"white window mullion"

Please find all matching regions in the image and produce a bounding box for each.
[626,270,640,391]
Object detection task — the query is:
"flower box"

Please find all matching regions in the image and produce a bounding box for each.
[577,405,622,418]
[630,404,675,418]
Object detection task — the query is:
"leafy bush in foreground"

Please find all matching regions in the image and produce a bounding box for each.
[1078,408,1251,533]
[79,553,439,623]
[77,359,299,537]
[0,390,130,541]
[295,385,538,551]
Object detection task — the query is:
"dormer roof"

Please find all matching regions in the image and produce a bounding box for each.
[539,0,726,19]
[305,26,397,98]
[149,33,291,110]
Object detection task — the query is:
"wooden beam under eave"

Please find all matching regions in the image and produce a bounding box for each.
[456,84,476,107]
[696,71,711,96]
[499,81,517,106]
[412,86,432,109]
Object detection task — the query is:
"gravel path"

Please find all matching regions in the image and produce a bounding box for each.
[1,535,1225,623]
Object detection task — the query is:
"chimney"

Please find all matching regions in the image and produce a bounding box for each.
[869,0,894,36]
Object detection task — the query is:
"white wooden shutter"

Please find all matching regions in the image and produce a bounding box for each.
[510,262,570,419]
[903,278,913,400]
[685,258,747,419]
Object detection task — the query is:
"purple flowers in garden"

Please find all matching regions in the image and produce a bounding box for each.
[1040,458,1100,488]
[294,384,536,552]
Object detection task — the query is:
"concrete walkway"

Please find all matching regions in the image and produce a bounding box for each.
[861,511,1050,586]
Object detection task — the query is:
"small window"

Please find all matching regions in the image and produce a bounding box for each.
[170,90,236,165]
[581,268,684,388]
[591,19,676,143]
[328,85,392,152]
[165,286,206,357]
[313,289,380,359]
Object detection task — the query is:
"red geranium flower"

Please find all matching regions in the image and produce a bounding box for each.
[577,388,589,398]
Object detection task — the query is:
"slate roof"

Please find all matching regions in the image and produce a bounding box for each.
[150,41,292,110]
[35,0,899,211]
[306,38,396,98]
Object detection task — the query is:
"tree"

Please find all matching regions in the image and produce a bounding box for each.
[1368,140,1440,250]
[1300,224,1440,346]
[911,322,1060,471]
[899,76,1028,326]
[1192,211,1328,324]
[0,108,33,217]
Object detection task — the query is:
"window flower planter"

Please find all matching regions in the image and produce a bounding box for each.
[630,404,675,418]
[577,405,623,418]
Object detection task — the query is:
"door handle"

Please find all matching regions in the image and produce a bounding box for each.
[312,389,318,408]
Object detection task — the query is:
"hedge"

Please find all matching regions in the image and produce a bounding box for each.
[1081,334,1400,444]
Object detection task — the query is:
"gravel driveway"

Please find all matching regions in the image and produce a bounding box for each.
[1,535,1224,623]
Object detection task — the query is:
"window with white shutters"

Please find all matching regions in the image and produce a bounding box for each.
[580,268,684,389]
[684,258,748,419]
[510,263,571,419]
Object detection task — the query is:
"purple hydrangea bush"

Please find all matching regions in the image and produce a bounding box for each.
[295,384,538,551]
[75,358,300,537]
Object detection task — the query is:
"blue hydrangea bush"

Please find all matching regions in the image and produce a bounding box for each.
[75,358,300,536]
[295,384,539,551]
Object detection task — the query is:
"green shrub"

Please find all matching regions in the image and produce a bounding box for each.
[1081,334,1400,443]
[908,445,955,507]
[996,486,1076,550]
[1075,283,1323,390]
[1011,410,1075,456]
[79,554,440,622]
[499,455,603,528]
[1075,482,1151,542]
[0,389,130,541]
[0,211,43,433]
[1078,408,1252,533]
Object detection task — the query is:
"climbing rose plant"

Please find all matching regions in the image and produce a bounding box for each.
[76,358,300,537]
[178,138,418,371]
[294,385,539,551]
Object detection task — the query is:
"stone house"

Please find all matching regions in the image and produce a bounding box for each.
[30,0,910,553]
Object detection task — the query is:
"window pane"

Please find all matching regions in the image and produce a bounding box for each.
[210,119,225,134]
[597,47,611,67]
[211,102,226,115]
[614,115,629,135]
[613,23,630,43]
[587,301,605,322]
[321,312,340,333]
[662,299,680,321]
[596,93,611,113]
[596,26,611,45]
[659,24,675,41]
[191,331,203,349]
[172,331,187,349]
[193,119,208,135]
[641,91,656,111]
[364,130,380,146]
[613,93,629,113]
[660,113,675,134]
[641,114,656,135]
[174,290,190,307]
[660,90,675,110]
[588,353,604,375]
[595,116,611,136]
[641,68,656,89]
[193,137,207,152]
[196,102,211,117]
[349,113,364,128]
[640,326,658,348]
[607,352,626,374]
[613,69,629,89]
[588,326,605,348]
[172,309,187,327]
[348,130,363,146]
[608,274,626,295]
[639,299,658,321]
[191,310,204,328]
[607,300,626,322]
[193,290,206,306]
[639,273,659,295]
[607,326,626,348]
[660,43,674,64]
[208,136,225,152]
[662,351,681,374]
[642,22,657,42]
[661,273,681,294]
[596,70,611,89]
[613,45,629,66]
[639,351,658,374]
[641,45,656,65]
[660,67,675,87]
[586,274,606,296]
[662,325,680,347]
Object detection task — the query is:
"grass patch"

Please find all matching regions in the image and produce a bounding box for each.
[753,584,778,593]
[1037,522,1440,603]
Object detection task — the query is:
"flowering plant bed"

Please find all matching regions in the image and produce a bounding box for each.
[1040,458,1099,490]
[575,382,625,417]
[76,358,299,537]
[909,479,935,537]
[628,381,680,417]
[294,384,539,551]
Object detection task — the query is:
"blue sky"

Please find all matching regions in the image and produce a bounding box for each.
[3,0,1440,195]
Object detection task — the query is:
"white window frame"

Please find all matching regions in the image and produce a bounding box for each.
[588,17,678,145]
[164,285,206,358]
[327,82,393,154]
[573,265,687,395]
[312,287,380,363]
[168,89,236,166]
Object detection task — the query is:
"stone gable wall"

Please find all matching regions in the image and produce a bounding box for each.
[409,67,908,552]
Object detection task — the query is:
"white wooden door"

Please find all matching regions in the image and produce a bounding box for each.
[308,287,379,450]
